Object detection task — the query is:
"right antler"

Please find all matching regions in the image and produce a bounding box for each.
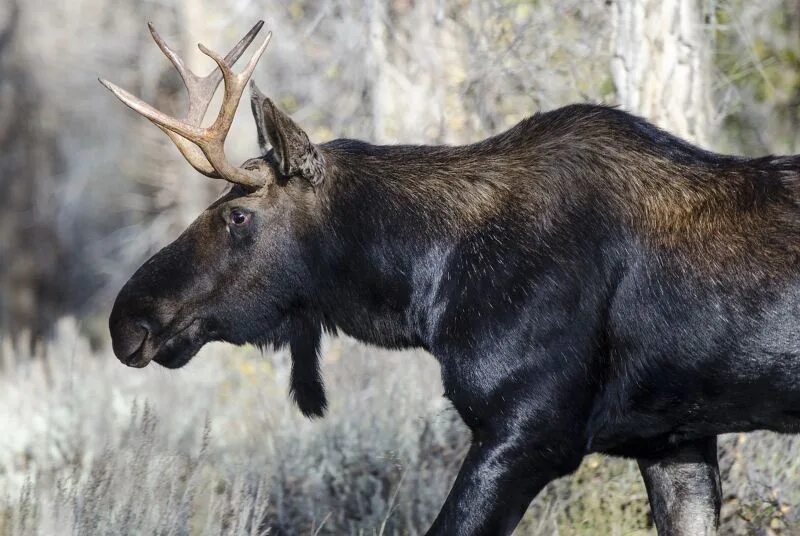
[99,21,273,188]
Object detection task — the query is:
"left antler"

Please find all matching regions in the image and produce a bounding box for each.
[99,21,274,188]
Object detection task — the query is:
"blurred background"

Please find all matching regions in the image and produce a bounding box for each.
[1,0,799,534]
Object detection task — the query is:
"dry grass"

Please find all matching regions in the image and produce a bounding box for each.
[0,318,799,535]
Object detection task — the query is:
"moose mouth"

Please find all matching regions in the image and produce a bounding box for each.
[152,333,205,369]
[124,318,208,369]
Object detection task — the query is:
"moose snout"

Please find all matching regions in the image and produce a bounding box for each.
[109,312,152,368]
[108,232,198,368]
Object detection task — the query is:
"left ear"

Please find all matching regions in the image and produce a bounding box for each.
[250,82,325,186]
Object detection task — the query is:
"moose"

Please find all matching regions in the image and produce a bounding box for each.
[102,21,800,535]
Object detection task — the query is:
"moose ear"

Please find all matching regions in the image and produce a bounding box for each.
[250,82,324,185]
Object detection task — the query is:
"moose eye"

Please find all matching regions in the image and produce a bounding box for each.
[229,209,251,227]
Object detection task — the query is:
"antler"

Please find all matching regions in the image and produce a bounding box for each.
[99,21,273,188]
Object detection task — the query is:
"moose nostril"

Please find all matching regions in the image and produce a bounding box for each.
[110,318,150,362]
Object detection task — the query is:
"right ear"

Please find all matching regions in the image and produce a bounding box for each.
[250,82,325,185]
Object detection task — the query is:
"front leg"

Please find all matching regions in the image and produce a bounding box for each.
[638,436,721,536]
[425,411,585,535]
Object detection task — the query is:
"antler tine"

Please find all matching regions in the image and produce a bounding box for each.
[198,32,272,133]
[98,79,205,139]
[148,23,192,88]
[98,77,220,176]
[144,21,264,177]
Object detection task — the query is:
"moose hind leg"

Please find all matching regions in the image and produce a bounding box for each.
[637,436,721,536]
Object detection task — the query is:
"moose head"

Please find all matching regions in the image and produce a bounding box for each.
[103,22,331,415]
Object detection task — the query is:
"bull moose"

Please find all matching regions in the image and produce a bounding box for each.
[102,21,800,535]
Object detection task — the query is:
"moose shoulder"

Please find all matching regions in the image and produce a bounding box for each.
[102,22,800,536]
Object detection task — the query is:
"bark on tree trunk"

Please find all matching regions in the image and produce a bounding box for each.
[611,0,715,146]
[367,0,469,144]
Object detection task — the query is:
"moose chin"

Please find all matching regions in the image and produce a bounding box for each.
[102,20,800,536]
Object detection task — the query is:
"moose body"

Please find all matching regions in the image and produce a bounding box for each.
[104,22,800,535]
